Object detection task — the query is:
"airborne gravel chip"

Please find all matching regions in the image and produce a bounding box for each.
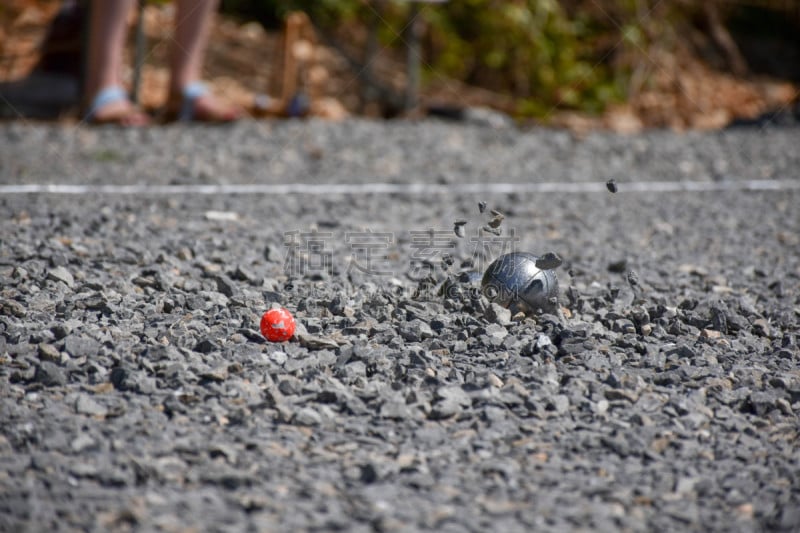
[487,212,504,229]
[453,219,467,238]
[481,224,502,236]
[441,253,455,269]
[535,252,563,270]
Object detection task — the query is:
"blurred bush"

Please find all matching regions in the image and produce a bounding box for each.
[423,0,627,116]
[218,0,791,117]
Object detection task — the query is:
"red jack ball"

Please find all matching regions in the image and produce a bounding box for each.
[260,308,296,342]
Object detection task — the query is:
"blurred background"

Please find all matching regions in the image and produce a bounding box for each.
[1,0,798,131]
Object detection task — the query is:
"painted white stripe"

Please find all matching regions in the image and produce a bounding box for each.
[0,179,798,195]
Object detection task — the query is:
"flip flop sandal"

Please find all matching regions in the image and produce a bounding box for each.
[84,86,150,126]
[165,81,242,123]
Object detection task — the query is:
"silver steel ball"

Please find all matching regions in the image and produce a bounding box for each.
[481,252,559,313]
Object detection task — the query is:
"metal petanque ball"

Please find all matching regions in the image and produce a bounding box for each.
[481,252,559,313]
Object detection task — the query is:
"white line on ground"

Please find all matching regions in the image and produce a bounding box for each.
[0,179,798,195]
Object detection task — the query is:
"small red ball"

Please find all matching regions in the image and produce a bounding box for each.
[260,308,296,342]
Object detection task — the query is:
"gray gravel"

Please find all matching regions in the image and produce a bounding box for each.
[1,119,799,532]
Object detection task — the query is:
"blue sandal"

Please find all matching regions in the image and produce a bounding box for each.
[166,81,241,123]
[84,86,150,125]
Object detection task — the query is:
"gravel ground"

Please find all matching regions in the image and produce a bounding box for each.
[1,119,799,532]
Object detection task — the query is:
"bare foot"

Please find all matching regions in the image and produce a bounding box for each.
[190,93,243,122]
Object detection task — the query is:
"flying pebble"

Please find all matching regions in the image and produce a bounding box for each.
[487,212,505,229]
[454,220,467,238]
[535,252,563,270]
[478,201,487,214]
[441,253,455,270]
[606,179,618,193]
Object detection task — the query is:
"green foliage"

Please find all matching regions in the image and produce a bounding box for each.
[423,0,626,116]
[218,0,671,117]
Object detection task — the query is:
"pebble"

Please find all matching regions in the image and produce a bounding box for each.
[453,220,467,238]
[605,388,639,403]
[194,338,221,354]
[751,318,770,337]
[64,335,101,358]
[1,299,27,317]
[200,365,229,382]
[594,399,610,415]
[548,395,570,414]
[487,373,504,388]
[33,362,67,387]
[75,394,108,418]
[380,399,413,419]
[37,342,61,362]
[293,407,322,426]
[535,252,563,270]
[487,212,504,229]
[214,275,239,298]
[484,323,508,342]
[71,434,97,453]
[430,386,472,419]
[485,303,512,326]
[297,333,339,350]
[47,266,74,288]
[269,351,288,365]
[399,320,434,342]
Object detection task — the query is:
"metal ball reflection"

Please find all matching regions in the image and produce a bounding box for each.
[481,252,559,313]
